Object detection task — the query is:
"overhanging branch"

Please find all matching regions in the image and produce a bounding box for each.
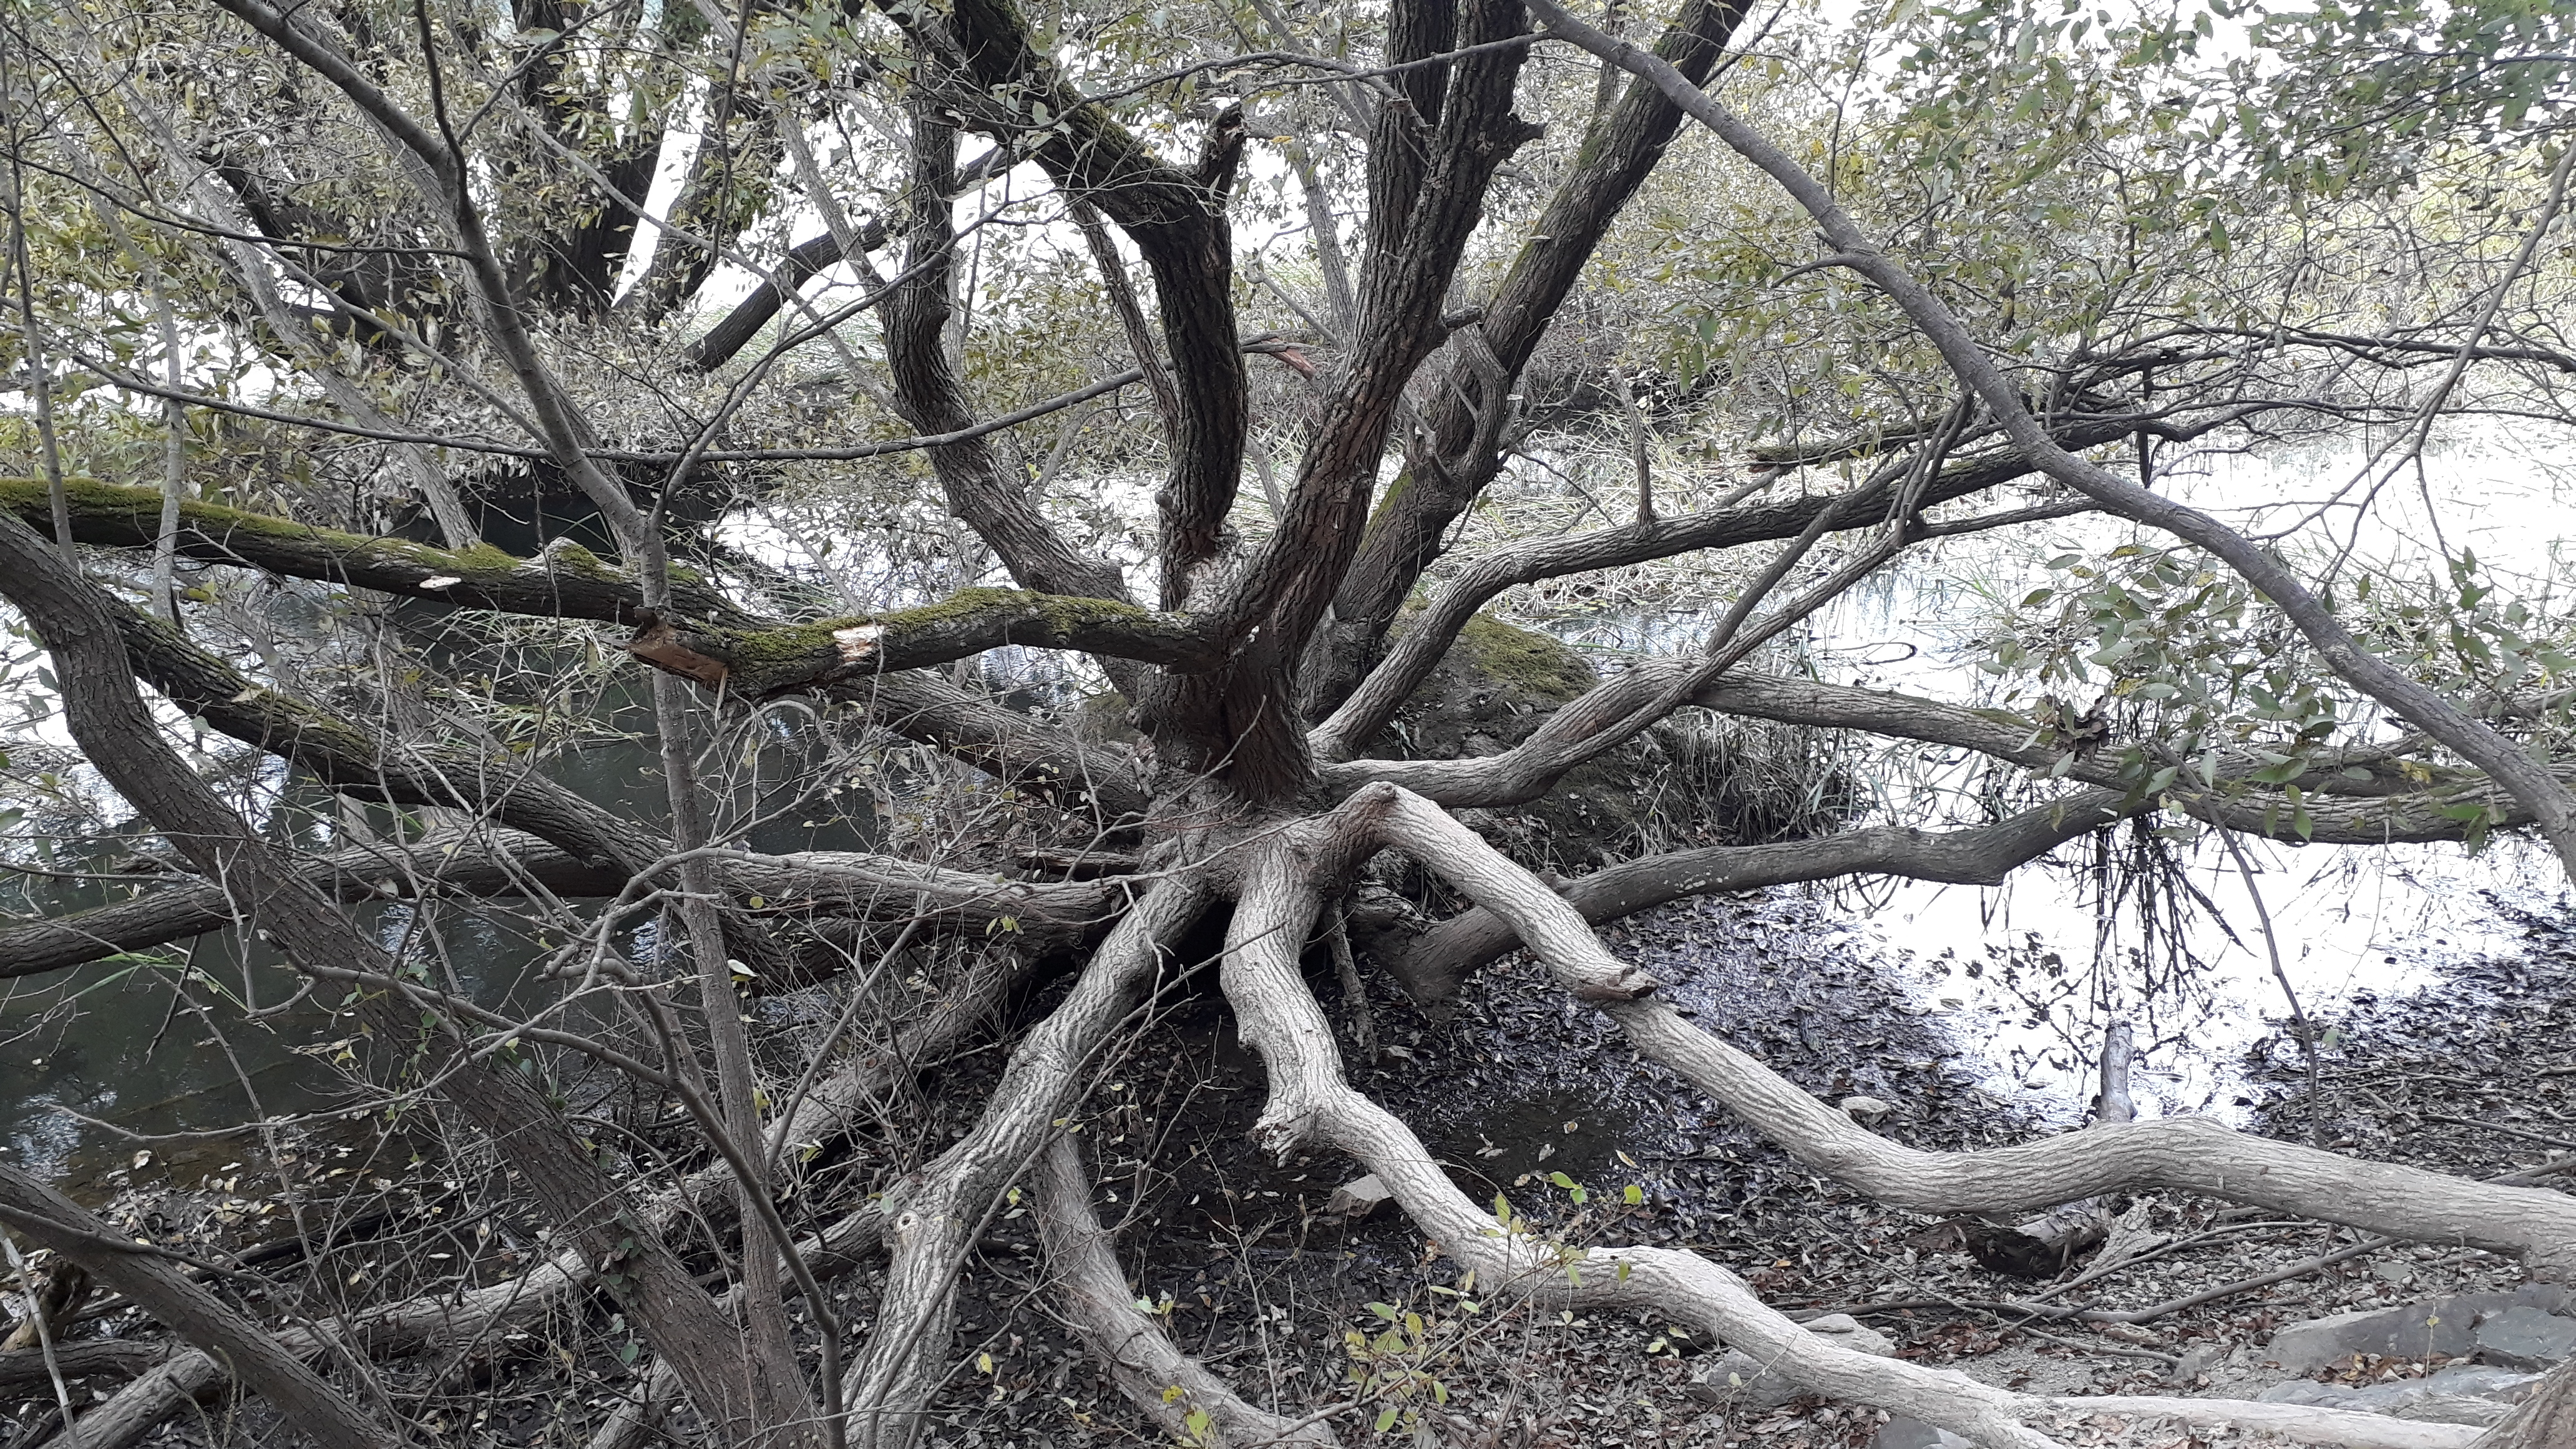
[632,588,1224,695]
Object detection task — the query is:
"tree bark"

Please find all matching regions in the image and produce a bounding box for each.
[841,875,1212,1449]
[1032,1134,1334,1448]
[0,1165,398,1449]
[1958,1022,2134,1277]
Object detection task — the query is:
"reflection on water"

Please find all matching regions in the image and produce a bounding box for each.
[1854,837,2563,1125]
[0,678,884,1195]
[0,900,577,1194]
[1504,432,2576,1127]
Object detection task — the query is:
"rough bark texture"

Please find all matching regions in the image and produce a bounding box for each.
[1032,1134,1334,1448]
[1323,0,1750,686]
[841,876,1212,1449]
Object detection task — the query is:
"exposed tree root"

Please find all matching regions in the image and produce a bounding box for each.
[1614,1003,2576,1273]
[840,874,1212,1449]
[1,826,1115,981]
[1378,788,2132,999]
[1164,784,2545,1449]
[1032,1133,1334,1448]
[0,1164,399,1449]
[45,1248,588,1449]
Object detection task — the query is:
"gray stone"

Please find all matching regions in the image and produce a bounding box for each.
[2393,1395,2515,1427]
[2514,1282,2576,1317]
[1840,1095,1895,1123]
[2425,1364,2547,1403]
[2474,1304,2576,1370]
[1870,1419,1973,1449]
[1690,1315,1896,1412]
[2263,1295,2504,1370]
[2257,1378,2361,1407]
[1325,1174,1392,1219]
[2253,1363,2540,1427]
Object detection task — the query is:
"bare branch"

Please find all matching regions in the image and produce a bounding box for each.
[1033,1133,1334,1448]
[1531,0,2576,881]
[0,1167,397,1449]
[0,505,812,1442]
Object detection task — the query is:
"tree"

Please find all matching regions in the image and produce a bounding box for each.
[1,0,2572,1445]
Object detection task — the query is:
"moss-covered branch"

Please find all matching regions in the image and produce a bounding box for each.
[631,587,1225,696]
[1,477,745,625]
[8,481,1215,691]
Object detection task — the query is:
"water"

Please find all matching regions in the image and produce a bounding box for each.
[0,668,890,1194]
[1508,427,2576,1128]
[1855,837,2563,1126]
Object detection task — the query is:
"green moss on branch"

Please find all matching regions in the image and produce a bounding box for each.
[1,476,740,625]
[633,588,1222,696]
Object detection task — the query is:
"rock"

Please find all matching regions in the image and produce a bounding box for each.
[1325,1174,1393,1219]
[2475,1304,2576,1370]
[2255,1364,2541,1427]
[1870,1419,1973,1449]
[1840,1095,1894,1123]
[2514,1281,2576,1317]
[1805,1314,1895,1351]
[2263,1295,2504,1369]
[2162,1341,2219,1386]
[2427,1364,2549,1403]
[1691,1315,1895,1413]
